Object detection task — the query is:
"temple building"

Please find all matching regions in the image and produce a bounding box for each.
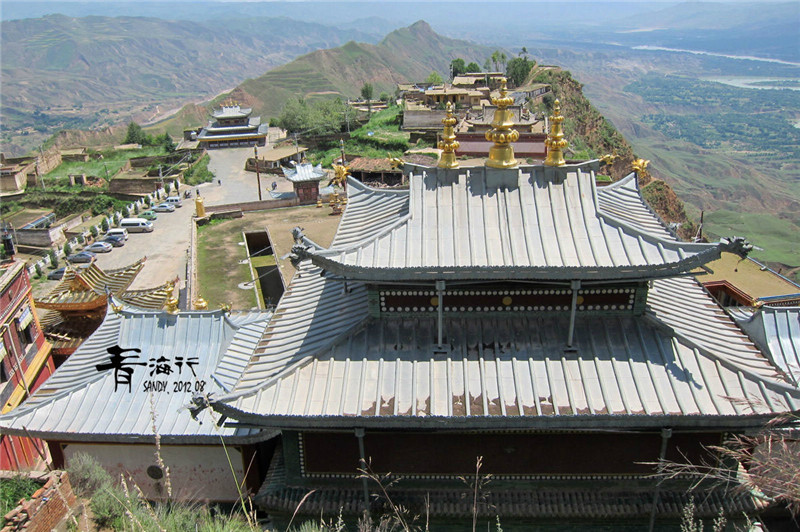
[197,101,268,149]
[282,162,326,205]
[3,79,800,528]
[0,298,272,500]
[198,84,800,527]
[0,260,54,469]
[34,260,174,365]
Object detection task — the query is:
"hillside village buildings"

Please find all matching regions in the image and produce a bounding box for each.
[2,79,800,528]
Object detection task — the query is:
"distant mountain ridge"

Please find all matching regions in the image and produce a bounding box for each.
[229,21,490,119]
[0,14,378,155]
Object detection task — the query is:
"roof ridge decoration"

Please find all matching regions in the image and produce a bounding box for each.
[438,102,460,169]
[485,78,519,169]
[544,99,568,167]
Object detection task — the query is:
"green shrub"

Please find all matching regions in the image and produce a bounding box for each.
[134,203,140,215]
[67,452,113,497]
[90,486,127,529]
[0,476,41,515]
[77,233,85,244]
[145,196,152,206]
[49,249,59,269]
[183,154,214,185]
[90,225,99,238]
[63,242,72,256]
[101,218,109,232]
[35,263,43,278]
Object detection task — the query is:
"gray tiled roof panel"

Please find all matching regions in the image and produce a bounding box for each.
[733,306,800,386]
[282,163,326,183]
[331,179,410,248]
[231,263,369,391]
[227,310,799,420]
[217,270,800,421]
[0,309,270,440]
[316,163,718,277]
[596,173,677,241]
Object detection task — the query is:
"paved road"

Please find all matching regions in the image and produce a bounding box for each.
[93,148,272,290]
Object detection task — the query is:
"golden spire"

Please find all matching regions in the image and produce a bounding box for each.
[438,102,460,169]
[485,78,519,169]
[194,296,208,310]
[544,99,568,167]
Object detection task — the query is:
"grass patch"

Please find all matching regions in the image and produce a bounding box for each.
[1,476,41,515]
[182,153,215,185]
[197,219,257,309]
[44,146,166,185]
[704,210,800,267]
[250,255,277,268]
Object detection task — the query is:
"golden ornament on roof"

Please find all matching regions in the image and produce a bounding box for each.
[600,153,618,166]
[194,297,208,310]
[544,99,568,167]
[438,102,460,169]
[485,78,519,169]
[331,164,350,188]
[632,158,650,173]
[165,296,179,314]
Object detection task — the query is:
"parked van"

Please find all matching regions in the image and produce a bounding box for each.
[105,228,129,240]
[119,218,154,233]
[165,196,183,208]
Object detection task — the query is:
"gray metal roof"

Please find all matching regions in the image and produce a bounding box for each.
[0,307,271,443]
[596,172,678,241]
[731,306,800,387]
[214,264,800,428]
[212,106,252,119]
[282,162,326,183]
[301,161,728,281]
[197,124,268,141]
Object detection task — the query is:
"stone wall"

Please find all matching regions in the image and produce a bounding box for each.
[2,471,76,532]
[14,226,66,248]
[204,197,299,214]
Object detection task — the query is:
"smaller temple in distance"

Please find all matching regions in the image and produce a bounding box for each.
[197,100,268,149]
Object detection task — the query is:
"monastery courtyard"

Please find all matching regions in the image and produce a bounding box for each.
[35,147,314,296]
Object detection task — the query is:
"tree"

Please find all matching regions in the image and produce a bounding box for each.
[490,50,508,72]
[124,122,148,145]
[379,92,390,103]
[450,58,466,78]
[90,225,99,239]
[361,82,374,113]
[48,249,59,269]
[63,242,72,256]
[101,218,109,233]
[156,132,175,153]
[465,62,481,73]
[425,71,443,86]
[506,57,536,87]
[520,46,529,57]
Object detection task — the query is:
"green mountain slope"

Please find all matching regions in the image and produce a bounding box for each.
[161,20,492,131]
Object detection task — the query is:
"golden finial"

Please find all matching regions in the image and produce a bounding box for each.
[219,303,232,313]
[110,302,123,314]
[165,296,179,314]
[194,296,208,310]
[389,156,404,169]
[316,196,323,208]
[331,164,350,188]
[632,158,650,174]
[438,102,460,169]
[544,99,568,167]
[600,153,618,166]
[485,78,519,169]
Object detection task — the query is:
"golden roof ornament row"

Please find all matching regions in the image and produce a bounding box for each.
[544,99,568,167]
[438,102,460,169]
